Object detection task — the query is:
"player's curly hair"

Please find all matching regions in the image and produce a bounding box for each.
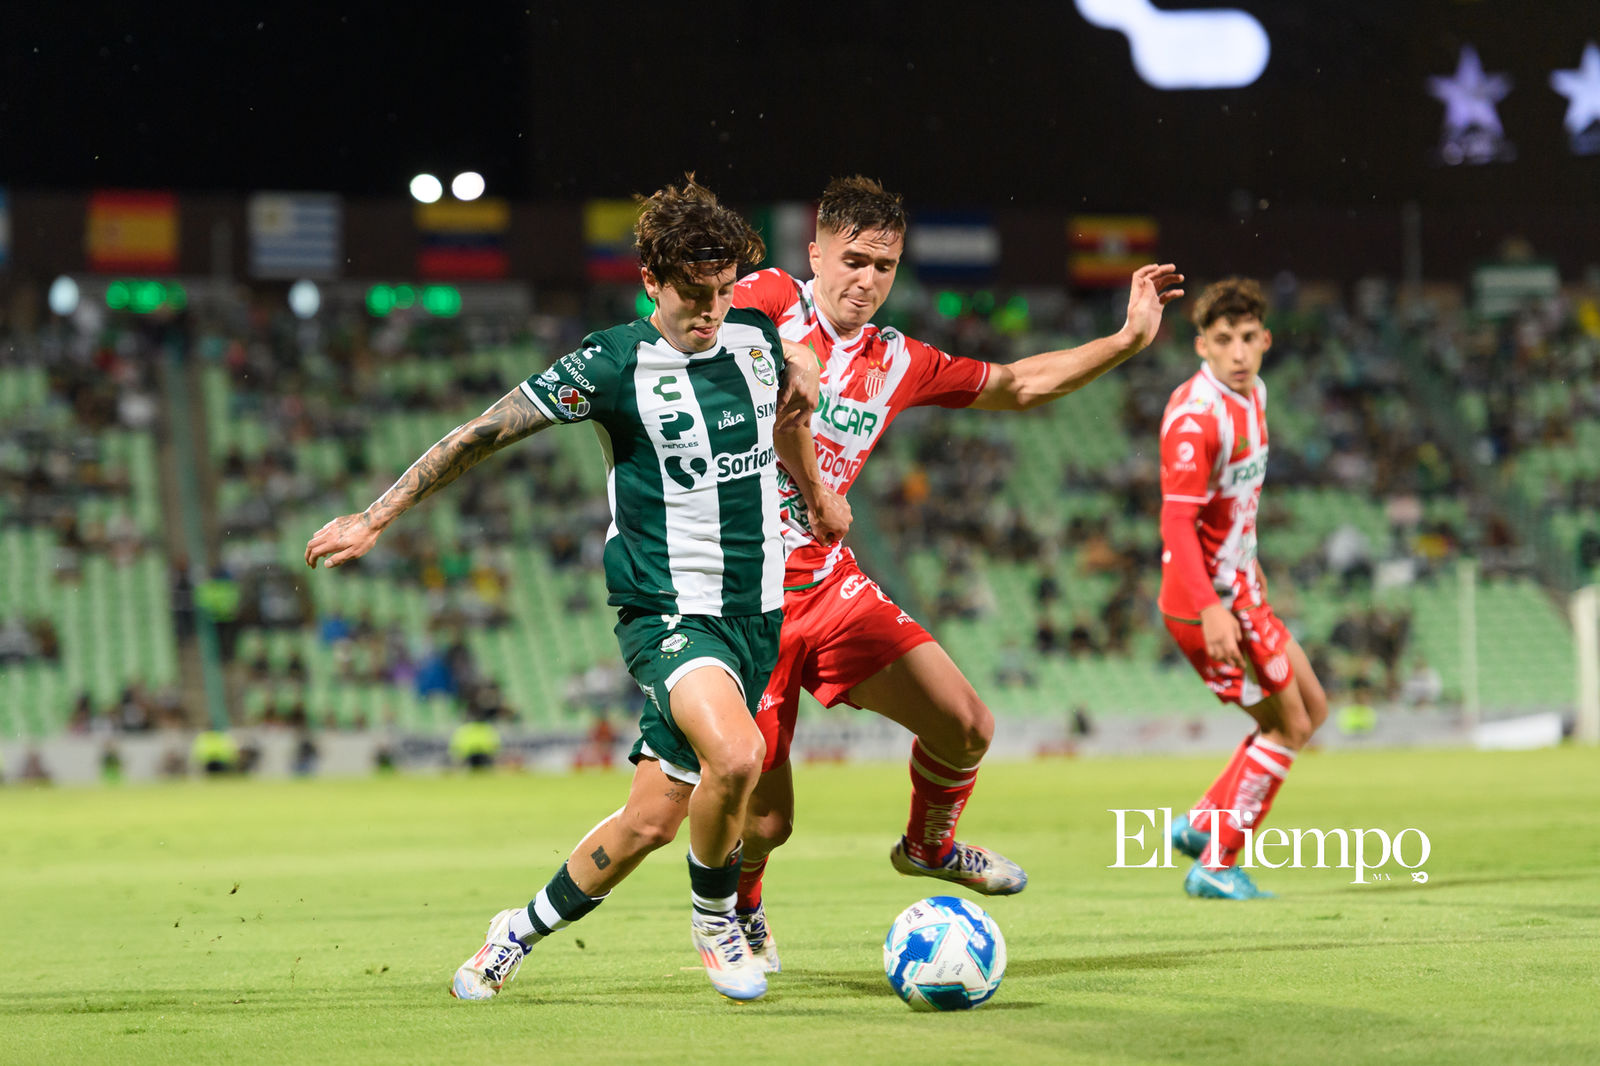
[634,175,765,289]
[1190,277,1267,332]
[817,175,908,241]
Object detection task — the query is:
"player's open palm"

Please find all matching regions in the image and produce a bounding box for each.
[305,513,381,569]
[1122,263,1186,351]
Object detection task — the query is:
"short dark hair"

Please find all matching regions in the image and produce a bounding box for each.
[1190,277,1267,332]
[635,175,766,289]
[816,175,908,241]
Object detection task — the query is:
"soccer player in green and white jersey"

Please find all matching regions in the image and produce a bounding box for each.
[304,178,828,1003]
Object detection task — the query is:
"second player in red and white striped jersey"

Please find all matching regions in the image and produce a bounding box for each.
[1157,362,1270,619]
[734,267,990,588]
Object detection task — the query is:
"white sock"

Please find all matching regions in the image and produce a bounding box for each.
[507,907,540,946]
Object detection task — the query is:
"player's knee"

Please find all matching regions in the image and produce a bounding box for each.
[704,736,766,792]
[747,805,794,851]
[620,805,681,853]
[945,692,993,761]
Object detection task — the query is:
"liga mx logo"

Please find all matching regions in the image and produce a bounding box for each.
[552,385,590,419]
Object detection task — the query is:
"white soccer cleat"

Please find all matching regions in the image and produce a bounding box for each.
[737,904,782,974]
[691,912,768,1001]
[890,837,1029,896]
[450,908,528,1000]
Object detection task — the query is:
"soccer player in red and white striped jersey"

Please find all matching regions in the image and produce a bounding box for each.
[1158,278,1330,900]
[727,177,1183,966]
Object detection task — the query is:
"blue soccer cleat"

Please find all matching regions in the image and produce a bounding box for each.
[890,838,1028,896]
[1171,813,1212,860]
[1184,861,1276,900]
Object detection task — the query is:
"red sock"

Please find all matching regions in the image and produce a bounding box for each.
[1188,733,1254,826]
[1202,737,1296,868]
[905,739,979,867]
[736,855,768,912]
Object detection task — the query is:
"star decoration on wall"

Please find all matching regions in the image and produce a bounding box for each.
[1428,45,1512,135]
[1550,42,1600,136]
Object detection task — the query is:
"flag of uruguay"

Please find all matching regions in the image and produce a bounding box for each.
[249,192,341,279]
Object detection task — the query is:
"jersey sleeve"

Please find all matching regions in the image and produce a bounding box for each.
[899,335,991,408]
[1159,403,1222,612]
[733,267,800,323]
[519,331,624,426]
[1159,403,1219,504]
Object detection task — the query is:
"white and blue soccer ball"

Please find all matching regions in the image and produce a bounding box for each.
[883,895,1006,1011]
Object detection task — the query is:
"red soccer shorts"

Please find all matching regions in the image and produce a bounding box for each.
[757,555,936,773]
[1164,601,1296,707]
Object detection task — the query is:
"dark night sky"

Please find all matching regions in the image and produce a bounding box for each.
[2,2,1596,209]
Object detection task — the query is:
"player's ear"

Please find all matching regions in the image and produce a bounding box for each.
[809,238,825,277]
[1193,333,1206,359]
[1260,327,1272,353]
[641,267,661,304]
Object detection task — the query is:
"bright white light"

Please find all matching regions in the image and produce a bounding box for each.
[410,173,443,203]
[48,276,80,316]
[288,279,321,319]
[451,171,486,201]
[1075,0,1270,90]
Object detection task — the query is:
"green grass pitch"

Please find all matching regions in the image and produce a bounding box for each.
[3,747,1598,1065]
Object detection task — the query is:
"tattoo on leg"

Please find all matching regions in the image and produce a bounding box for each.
[664,786,688,804]
[591,846,611,870]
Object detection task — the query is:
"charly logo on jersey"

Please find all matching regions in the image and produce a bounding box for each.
[1175,416,1203,435]
[551,385,590,419]
[749,348,777,388]
[659,633,689,654]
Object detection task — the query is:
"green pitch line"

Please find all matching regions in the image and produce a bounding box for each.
[1,748,1597,1066]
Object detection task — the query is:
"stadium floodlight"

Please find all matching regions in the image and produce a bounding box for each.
[288,279,321,319]
[48,276,80,316]
[1074,0,1269,90]
[410,173,444,204]
[451,171,486,201]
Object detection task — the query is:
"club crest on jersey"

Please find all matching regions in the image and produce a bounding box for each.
[749,349,777,388]
[552,385,590,419]
[659,633,689,654]
[862,343,894,399]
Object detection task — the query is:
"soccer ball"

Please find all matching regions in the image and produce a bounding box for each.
[883,896,1006,1011]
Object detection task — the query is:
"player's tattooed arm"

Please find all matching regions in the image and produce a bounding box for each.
[304,388,551,568]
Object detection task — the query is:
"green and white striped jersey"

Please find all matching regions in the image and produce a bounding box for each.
[520,309,787,617]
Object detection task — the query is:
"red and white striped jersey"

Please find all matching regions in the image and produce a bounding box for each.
[1157,363,1270,619]
[733,267,990,588]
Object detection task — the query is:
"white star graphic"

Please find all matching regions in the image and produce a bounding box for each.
[1428,45,1511,135]
[1550,42,1600,135]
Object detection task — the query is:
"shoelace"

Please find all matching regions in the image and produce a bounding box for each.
[738,910,769,947]
[949,845,992,875]
[700,919,748,966]
[482,938,525,982]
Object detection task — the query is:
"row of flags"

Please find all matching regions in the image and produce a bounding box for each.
[3,187,1159,290]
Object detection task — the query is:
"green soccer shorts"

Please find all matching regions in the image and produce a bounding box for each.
[614,607,782,783]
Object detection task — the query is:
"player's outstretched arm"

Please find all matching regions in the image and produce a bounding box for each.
[970,264,1184,411]
[304,387,551,568]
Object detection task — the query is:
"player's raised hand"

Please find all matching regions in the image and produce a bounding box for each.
[1200,603,1248,671]
[305,512,381,569]
[1121,263,1186,351]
